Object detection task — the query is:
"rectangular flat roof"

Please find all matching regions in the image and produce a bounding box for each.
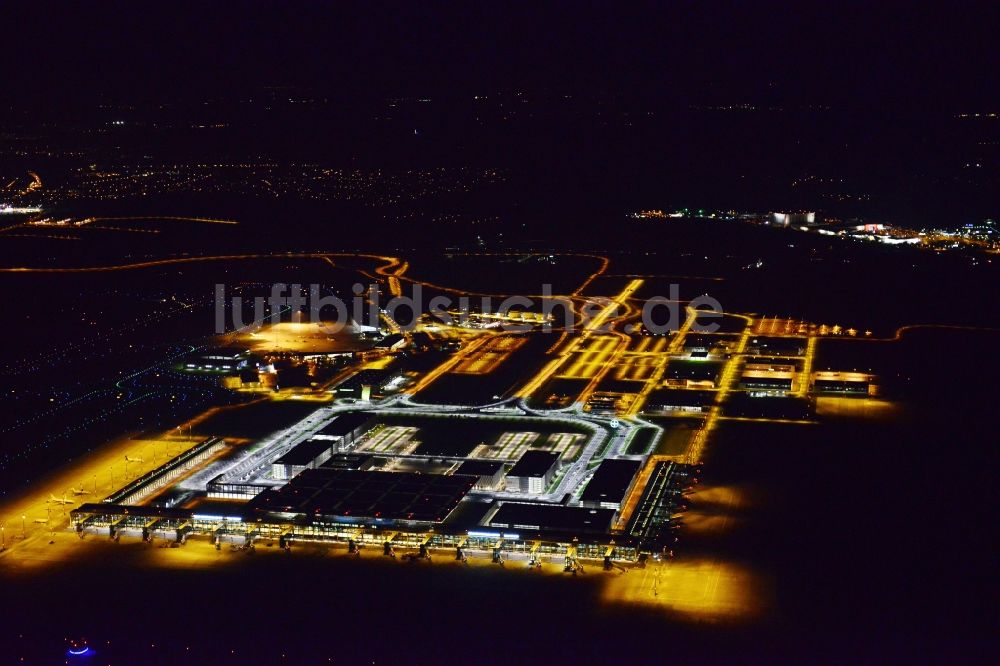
[580,459,641,505]
[665,360,724,381]
[488,502,616,534]
[250,469,476,523]
[745,356,802,370]
[813,371,873,382]
[454,460,504,476]
[507,450,559,478]
[742,369,795,380]
[72,503,194,521]
[274,439,332,466]
[317,411,373,437]
[319,453,375,470]
[646,388,715,408]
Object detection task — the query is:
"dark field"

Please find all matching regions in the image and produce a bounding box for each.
[406,252,604,296]
[624,425,660,455]
[527,377,589,409]
[641,417,703,456]
[193,400,320,440]
[411,333,553,405]
[595,377,646,394]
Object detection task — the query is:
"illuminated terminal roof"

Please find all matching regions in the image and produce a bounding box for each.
[249,468,476,523]
[488,502,616,534]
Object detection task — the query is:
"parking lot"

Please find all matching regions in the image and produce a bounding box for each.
[559,335,619,379]
[452,335,527,375]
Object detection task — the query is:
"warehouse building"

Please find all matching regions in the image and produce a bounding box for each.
[812,370,875,396]
[664,360,724,389]
[643,388,715,413]
[740,368,795,394]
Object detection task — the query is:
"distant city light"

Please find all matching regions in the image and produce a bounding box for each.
[0,203,43,214]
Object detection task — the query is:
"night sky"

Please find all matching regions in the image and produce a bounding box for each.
[1,2,998,109]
